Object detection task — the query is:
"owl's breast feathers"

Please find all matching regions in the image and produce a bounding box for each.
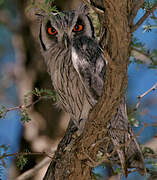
[48,47,95,124]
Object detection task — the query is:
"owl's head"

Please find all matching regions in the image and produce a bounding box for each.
[39,4,95,52]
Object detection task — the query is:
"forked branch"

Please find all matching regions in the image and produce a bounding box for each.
[132,3,157,32]
[129,0,145,25]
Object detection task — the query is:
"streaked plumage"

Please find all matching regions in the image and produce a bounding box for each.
[38,4,146,176]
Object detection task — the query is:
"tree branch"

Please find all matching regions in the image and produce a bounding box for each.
[131,3,157,32]
[131,47,152,64]
[15,150,55,180]
[0,149,55,180]
[129,0,145,25]
[0,151,53,160]
[16,157,51,180]
[135,82,157,110]
[0,94,53,119]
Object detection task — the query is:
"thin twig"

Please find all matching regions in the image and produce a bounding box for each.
[135,82,157,110]
[11,96,50,111]
[136,122,157,137]
[15,149,55,180]
[83,131,137,168]
[131,47,152,64]
[82,144,110,168]
[0,151,53,160]
[15,157,51,180]
[132,3,157,32]
[0,96,51,118]
[136,122,148,137]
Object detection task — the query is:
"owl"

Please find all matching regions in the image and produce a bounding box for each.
[38,4,146,176]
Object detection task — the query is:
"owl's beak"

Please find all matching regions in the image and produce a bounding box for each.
[62,33,70,48]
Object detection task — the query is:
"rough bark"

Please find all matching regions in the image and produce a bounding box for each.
[43,0,141,179]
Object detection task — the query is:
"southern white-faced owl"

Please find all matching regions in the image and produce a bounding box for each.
[38,4,146,176]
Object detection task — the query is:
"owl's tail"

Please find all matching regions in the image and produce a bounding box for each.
[106,98,146,177]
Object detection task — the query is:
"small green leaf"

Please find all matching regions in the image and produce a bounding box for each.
[21,109,31,123]
[114,167,122,174]
[17,155,28,170]
[129,117,140,127]
[143,146,154,154]
[142,1,153,11]
[0,106,7,119]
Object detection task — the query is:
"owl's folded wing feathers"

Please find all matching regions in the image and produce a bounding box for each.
[72,37,107,100]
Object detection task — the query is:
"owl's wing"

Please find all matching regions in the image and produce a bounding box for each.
[72,37,107,100]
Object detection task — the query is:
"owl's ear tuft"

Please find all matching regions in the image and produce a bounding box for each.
[77,3,89,15]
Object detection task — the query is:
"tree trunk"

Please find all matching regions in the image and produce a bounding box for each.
[43,0,141,179]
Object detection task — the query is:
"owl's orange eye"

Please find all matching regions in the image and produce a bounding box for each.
[73,24,83,32]
[47,27,58,35]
